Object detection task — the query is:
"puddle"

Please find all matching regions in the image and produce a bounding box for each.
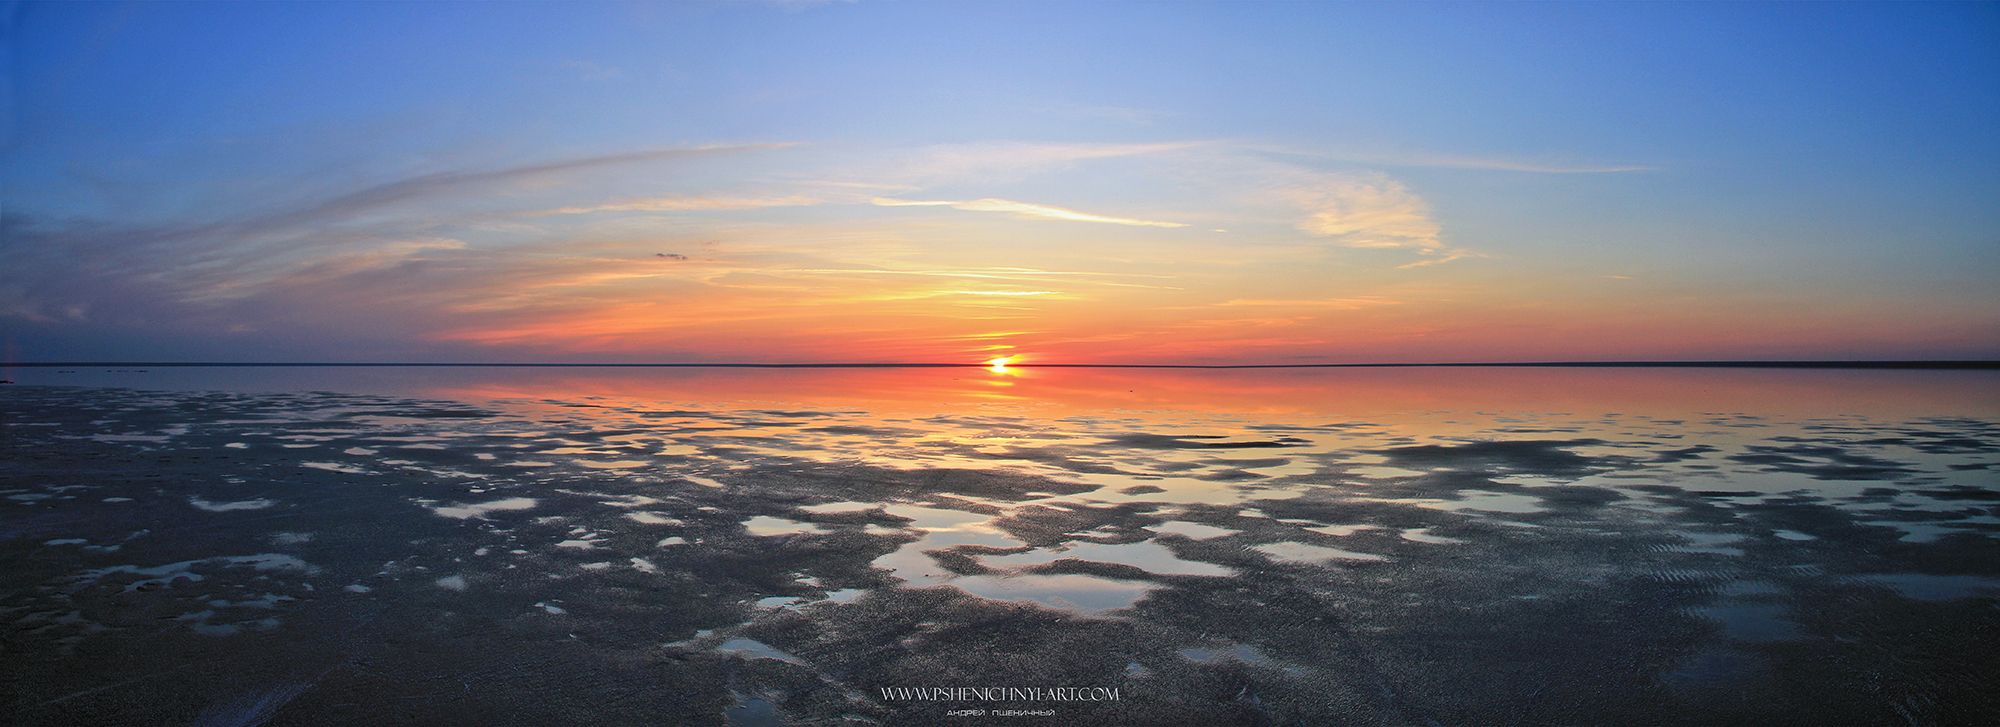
[874,530,1025,587]
[1860,520,1983,543]
[1253,542,1389,563]
[949,573,1154,614]
[799,501,875,513]
[1865,573,2000,600]
[1349,466,1427,478]
[724,697,781,727]
[821,588,865,603]
[983,541,1233,577]
[1152,521,1236,539]
[1696,604,1801,642]
[576,460,651,469]
[742,516,815,537]
[879,504,997,533]
[720,638,806,665]
[1061,472,1251,504]
[1423,492,1549,514]
[425,497,538,519]
[1399,528,1465,544]
[189,498,277,512]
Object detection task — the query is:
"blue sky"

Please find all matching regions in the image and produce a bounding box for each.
[4,1,1996,363]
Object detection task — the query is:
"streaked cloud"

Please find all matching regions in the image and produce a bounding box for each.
[253,144,798,232]
[1394,250,1480,269]
[531,195,824,215]
[1258,145,1656,173]
[871,197,1187,227]
[1218,298,1398,309]
[770,267,1180,290]
[0,145,801,334]
[887,140,1207,181]
[4,135,1489,364]
[1380,153,1656,173]
[182,237,473,303]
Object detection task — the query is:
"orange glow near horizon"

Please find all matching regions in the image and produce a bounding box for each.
[399,366,2000,422]
[400,232,1998,366]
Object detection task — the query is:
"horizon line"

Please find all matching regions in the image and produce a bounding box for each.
[6,360,1996,370]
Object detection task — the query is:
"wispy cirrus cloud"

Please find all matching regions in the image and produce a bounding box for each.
[0,144,801,331]
[239,144,798,234]
[2,136,1501,361]
[1256,145,1656,173]
[1217,298,1399,309]
[1288,176,1440,246]
[870,197,1187,227]
[1393,250,1480,268]
[529,195,825,215]
[885,140,1207,181]
[774,267,1179,290]
[1273,171,1480,266]
[1376,152,1655,173]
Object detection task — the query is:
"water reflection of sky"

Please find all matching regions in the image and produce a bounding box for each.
[3,367,1996,725]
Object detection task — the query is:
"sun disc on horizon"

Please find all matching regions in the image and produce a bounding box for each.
[987,356,1013,373]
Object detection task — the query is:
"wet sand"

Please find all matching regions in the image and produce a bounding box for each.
[3,381,1997,725]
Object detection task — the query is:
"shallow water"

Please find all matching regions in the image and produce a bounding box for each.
[2,367,1997,725]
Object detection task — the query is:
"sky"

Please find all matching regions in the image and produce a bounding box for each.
[3,1,1996,365]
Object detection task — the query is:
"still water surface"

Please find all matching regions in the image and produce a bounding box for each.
[3,366,1995,725]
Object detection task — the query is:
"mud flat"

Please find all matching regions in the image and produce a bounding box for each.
[3,381,1998,725]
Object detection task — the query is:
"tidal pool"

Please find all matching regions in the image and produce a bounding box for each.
[2,366,1996,725]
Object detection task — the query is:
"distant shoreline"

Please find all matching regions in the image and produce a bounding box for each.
[7,361,1996,370]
